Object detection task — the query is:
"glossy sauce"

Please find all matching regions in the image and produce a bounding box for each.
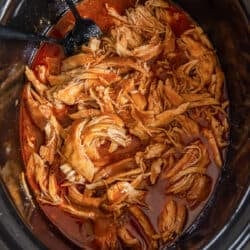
[20,0,222,248]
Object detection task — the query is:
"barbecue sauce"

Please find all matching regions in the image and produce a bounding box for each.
[20,0,224,249]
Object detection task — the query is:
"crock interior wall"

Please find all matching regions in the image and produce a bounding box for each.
[0,0,249,249]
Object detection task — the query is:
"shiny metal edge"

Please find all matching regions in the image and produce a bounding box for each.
[0,0,12,24]
[229,223,250,250]
[0,0,25,25]
[204,186,250,250]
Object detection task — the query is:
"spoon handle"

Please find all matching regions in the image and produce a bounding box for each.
[0,25,59,44]
[65,0,82,22]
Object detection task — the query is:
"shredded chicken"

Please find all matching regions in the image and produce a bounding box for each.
[22,0,229,249]
[156,199,187,242]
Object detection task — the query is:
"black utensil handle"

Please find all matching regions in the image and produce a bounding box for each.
[65,0,82,21]
[0,26,59,44]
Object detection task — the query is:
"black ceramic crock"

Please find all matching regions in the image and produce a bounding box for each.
[0,0,249,249]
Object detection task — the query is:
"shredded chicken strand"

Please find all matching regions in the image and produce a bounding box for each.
[23,0,229,248]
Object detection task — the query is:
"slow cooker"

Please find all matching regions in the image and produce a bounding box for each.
[0,0,249,249]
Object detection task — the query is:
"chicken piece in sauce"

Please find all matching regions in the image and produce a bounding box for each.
[20,0,229,249]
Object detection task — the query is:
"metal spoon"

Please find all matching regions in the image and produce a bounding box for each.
[0,0,102,56]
